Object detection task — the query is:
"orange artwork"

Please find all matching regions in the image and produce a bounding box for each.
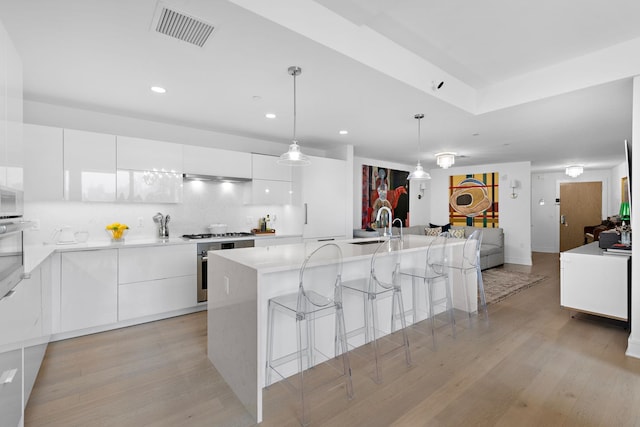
[449,173,499,227]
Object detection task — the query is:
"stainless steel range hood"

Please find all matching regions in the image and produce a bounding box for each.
[182,173,252,183]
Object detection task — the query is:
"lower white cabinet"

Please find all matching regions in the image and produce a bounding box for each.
[0,349,22,427]
[253,236,302,247]
[60,249,118,332]
[118,245,196,320]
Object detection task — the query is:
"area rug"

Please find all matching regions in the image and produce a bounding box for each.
[482,269,546,305]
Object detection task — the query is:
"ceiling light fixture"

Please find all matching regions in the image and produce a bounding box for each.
[278,66,310,166]
[339,130,348,135]
[435,152,456,169]
[565,165,584,178]
[407,113,431,181]
[151,86,166,94]
[265,113,276,119]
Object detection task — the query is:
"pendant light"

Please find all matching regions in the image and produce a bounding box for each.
[407,113,431,180]
[278,66,310,166]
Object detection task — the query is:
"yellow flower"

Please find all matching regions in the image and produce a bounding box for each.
[106,222,129,240]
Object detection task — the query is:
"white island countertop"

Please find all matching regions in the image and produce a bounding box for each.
[207,234,441,274]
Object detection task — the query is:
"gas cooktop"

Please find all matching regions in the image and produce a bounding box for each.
[182,232,253,240]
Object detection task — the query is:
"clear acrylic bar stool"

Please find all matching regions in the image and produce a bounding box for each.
[447,229,488,321]
[265,243,354,426]
[399,232,456,349]
[342,238,411,383]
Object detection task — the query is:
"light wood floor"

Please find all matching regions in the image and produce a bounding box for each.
[26,253,640,426]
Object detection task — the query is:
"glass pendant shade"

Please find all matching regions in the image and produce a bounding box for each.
[278,141,310,165]
[408,113,431,181]
[278,66,310,166]
[408,162,431,180]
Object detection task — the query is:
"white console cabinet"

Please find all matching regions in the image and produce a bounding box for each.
[560,242,629,321]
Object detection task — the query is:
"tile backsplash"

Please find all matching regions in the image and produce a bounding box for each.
[24,180,303,245]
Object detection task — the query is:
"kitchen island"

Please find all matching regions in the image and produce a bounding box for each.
[207,235,476,422]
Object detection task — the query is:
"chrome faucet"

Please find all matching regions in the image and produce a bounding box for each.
[376,206,393,237]
[392,218,403,240]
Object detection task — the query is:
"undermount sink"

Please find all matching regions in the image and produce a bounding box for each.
[350,240,383,245]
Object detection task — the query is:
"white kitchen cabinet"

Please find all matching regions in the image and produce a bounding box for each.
[248,179,292,205]
[560,242,629,321]
[23,124,64,201]
[0,271,42,348]
[117,136,183,172]
[0,21,23,193]
[252,153,291,181]
[0,349,21,427]
[63,129,116,202]
[183,145,251,179]
[118,245,197,320]
[60,249,118,332]
[117,136,183,203]
[294,155,347,240]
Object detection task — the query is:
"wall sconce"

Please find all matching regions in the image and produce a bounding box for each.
[417,182,426,199]
[435,152,456,169]
[510,179,519,199]
[565,165,583,178]
[538,198,545,206]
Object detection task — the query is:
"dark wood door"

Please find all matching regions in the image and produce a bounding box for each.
[559,181,602,252]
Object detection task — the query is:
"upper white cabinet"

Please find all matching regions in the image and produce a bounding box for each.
[295,156,347,240]
[117,136,183,203]
[117,136,182,172]
[246,154,292,205]
[183,145,251,179]
[0,22,23,192]
[63,129,116,202]
[252,154,291,181]
[23,124,63,201]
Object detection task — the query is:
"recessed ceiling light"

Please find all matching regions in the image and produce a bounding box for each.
[339,130,348,135]
[265,113,276,119]
[151,86,166,94]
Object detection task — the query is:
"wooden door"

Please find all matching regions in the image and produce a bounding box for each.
[559,181,602,252]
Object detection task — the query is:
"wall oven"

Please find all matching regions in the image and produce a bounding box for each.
[0,218,30,302]
[197,239,255,302]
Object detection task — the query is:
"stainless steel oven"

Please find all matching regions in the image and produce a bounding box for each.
[197,239,255,302]
[0,218,30,301]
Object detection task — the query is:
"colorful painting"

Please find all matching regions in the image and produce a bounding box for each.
[362,165,410,228]
[449,172,499,227]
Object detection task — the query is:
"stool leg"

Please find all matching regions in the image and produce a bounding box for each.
[427,278,437,349]
[393,287,412,366]
[297,317,309,426]
[335,305,354,399]
[265,301,275,387]
[369,293,382,384]
[477,265,488,317]
[444,273,456,339]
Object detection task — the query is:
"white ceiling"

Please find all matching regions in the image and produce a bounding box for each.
[0,0,637,173]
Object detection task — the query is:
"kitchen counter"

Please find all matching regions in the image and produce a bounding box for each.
[24,233,303,274]
[207,235,474,422]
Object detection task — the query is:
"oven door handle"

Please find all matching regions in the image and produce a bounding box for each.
[0,221,32,235]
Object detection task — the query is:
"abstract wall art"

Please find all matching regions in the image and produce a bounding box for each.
[449,172,499,227]
[361,165,410,228]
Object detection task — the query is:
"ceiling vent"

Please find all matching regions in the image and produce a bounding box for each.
[152,4,215,47]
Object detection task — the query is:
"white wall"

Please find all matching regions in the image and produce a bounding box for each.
[430,161,532,266]
[531,168,616,253]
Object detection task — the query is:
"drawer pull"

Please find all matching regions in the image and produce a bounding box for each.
[0,368,17,384]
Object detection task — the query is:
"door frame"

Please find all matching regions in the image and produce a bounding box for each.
[554,177,610,252]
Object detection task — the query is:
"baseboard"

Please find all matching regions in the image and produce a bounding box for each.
[51,304,207,342]
[504,256,533,266]
[626,336,640,359]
